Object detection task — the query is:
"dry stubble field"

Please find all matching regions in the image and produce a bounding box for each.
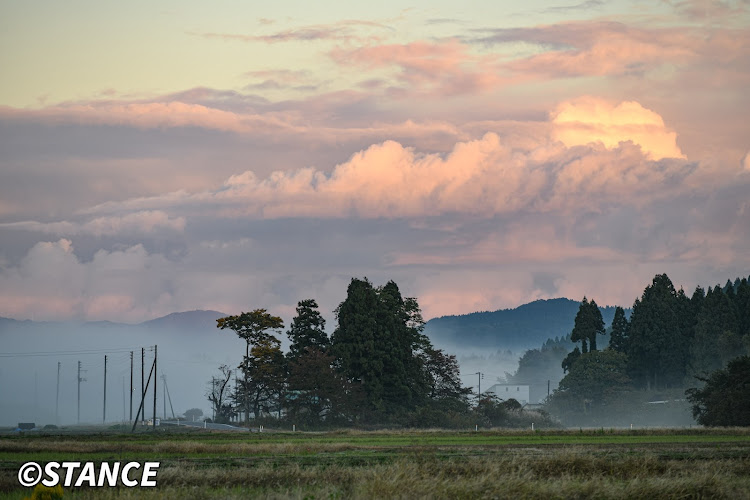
[1,427,749,499]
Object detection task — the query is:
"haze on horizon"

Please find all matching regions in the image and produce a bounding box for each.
[1,0,749,326]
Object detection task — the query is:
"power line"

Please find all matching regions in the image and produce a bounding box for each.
[0,347,141,358]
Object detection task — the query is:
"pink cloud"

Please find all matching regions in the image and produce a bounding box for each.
[14,97,729,228]
[387,225,627,267]
[480,20,749,82]
[330,40,506,96]
[0,100,466,150]
[551,97,685,160]
[0,211,185,236]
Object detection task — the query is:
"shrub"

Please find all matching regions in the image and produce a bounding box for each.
[24,484,63,500]
[686,355,750,426]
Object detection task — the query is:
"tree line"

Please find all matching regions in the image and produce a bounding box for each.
[207,278,539,428]
[549,273,750,425]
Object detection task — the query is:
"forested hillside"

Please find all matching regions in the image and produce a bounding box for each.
[425,298,623,350]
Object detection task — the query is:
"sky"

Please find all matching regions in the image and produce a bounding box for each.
[1,0,749,326]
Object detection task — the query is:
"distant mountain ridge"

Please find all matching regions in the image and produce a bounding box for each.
[424,298,626,351]
[0,310,229,334]
[2,301,625,351]
[139,310,228,331]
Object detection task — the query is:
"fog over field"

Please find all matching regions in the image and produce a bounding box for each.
[0,312,521,426]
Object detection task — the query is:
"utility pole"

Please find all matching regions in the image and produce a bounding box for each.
[122,377,126,422]
[161,374,166,419]
[131,355,156,433]
[164,375,175,420]
[77,361,87,425]
[129,351,133,422]
[153,345,157,432]
[56,362,60,426]
[103,355,107,423]
[141,348,145,424]
[474,372,484,401]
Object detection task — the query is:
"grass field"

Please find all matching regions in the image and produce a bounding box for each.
[2,427,749,499]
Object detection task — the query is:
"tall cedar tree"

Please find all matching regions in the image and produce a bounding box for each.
[626,274,689,389]
[377,281,419,412]
[331,278,429,418]
[570,297,590,353]
[608,306,629,353]
[570,297,605,352]
[286,299,329,363]
[331,278,382,410]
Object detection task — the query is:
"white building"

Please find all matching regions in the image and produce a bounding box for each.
[486,384,530,405]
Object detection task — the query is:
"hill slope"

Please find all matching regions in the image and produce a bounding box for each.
[424,298,623,351]
[138,310,228,332]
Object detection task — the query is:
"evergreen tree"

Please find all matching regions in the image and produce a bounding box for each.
[690,285,742,376]
[331,278,382,410]
[734,278,750,337]
[570,297,590,353]
[331,278,436,419]
[669,287,695,385]
[626,274,686,389]
[587,299,606,351]
[608,306,629,353]
[286,299,329,363]
[377,280,421,413]
[691,286,706,322]
[566,297,606,376]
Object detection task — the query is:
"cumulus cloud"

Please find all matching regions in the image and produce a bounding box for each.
[74,98,707,222]
[550,97,686,160]
[0,239,169,321]
[1,93,747,324]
